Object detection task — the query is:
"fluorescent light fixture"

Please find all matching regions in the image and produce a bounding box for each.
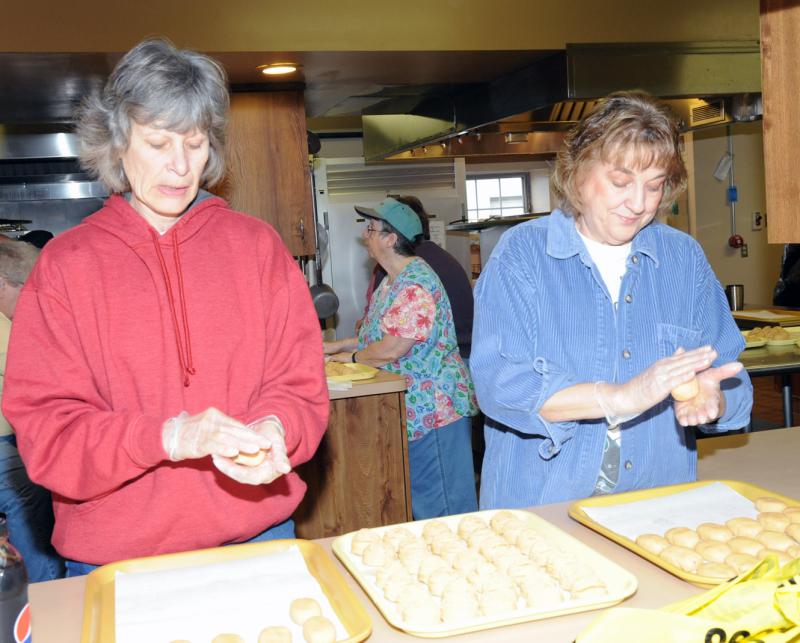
[258,63,298,76]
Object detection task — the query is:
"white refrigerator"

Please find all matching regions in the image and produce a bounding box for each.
[313,157,469,339]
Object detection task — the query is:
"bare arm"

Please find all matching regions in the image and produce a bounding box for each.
[328,333,417,367]
[323,337,359,354]
[540,346,719,424]
[539,382,607,422]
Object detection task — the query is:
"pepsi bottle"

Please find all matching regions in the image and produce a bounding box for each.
[0,514,30,643]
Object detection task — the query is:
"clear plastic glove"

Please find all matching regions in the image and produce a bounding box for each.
[674,360,743,427]
[211,417,292,486]
[598,346,717,422]
[162,407,271,462]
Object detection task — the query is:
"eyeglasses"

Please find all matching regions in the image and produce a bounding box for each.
[364,223,382,235]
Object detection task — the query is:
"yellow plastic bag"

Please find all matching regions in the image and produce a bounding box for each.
[577,556,800,643]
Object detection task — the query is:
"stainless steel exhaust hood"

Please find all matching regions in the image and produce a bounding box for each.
[0,126,108,201]
[362,41,762,162]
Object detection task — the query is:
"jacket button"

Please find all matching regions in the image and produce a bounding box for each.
[624,294,633,303]
[631,255,639,264]
[624,460,633,470]
[622,349,631,359]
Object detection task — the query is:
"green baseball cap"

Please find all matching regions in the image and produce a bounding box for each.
[354,197,423,242]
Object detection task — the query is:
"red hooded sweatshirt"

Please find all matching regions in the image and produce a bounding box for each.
[2,194,329,564]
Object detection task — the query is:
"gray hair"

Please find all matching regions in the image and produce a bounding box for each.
[0,240,40,287]
[75,37,230,193]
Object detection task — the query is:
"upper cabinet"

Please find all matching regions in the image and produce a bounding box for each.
[761,1,800,243]
[220,91,315,256]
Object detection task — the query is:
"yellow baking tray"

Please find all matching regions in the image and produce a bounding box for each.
[732,309,800,326]
[325,362,379,382]
[568,480,800,588]
[332,509,638,638]
[80,538,371,643]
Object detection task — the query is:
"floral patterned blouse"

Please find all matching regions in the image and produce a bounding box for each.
[358,258,478,441]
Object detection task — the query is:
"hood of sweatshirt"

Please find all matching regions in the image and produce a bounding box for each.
[84,190,223,247]
[83,191,228,386]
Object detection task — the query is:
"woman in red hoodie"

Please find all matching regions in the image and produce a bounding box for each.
[1,38,329,575]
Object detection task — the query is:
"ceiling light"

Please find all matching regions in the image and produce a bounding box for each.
[258,63,298,76]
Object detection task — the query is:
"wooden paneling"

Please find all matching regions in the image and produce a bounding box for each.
[293,391,412,539]
[761,1,800,243]
[221,91,315,256]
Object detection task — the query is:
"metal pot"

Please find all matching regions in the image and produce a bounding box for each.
[310,280,339,319]
[308,166,339,320]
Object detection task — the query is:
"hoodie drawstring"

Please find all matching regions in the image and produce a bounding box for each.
[150,230,195,386]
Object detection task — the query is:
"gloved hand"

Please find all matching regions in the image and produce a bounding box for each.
[596,346,717,424]
[674,361,743,426]
[161,407,271,463]
[211,416,292,486]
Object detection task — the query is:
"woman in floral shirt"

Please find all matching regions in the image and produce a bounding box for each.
[324,198,478,519]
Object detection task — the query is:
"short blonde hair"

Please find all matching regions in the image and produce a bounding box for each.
[552,91,688,217]
[75,37,229,193]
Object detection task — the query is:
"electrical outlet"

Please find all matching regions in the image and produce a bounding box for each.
[752,211,764,231]
[741,244,749,258]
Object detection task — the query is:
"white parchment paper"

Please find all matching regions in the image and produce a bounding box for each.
[114,546,347,643]
[581,482,759,541]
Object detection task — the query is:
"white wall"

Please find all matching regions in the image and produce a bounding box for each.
[692,122,782,307]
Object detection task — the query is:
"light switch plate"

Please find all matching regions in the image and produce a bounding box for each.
[752,211,764,231]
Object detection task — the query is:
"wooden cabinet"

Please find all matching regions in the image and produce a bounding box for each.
[293,373,412,539]
[760,1,800,242]
[220,91,315,256]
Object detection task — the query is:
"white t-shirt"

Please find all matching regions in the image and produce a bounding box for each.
[576,228,632,494]
[576,229,631,306]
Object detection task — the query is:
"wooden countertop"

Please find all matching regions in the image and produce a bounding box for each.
[28,428,800,642]
[328,370,406,400]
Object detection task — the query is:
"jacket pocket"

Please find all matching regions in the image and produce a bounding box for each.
[656,323,702,359]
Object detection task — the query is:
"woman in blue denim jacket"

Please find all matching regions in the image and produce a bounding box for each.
[471,92,753,508]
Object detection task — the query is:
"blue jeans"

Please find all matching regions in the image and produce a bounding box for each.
[0,437,65,582]
[65,518,296,577]
[407,415,478,520]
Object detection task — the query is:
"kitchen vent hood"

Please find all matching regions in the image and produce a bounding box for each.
[362,41,762,162]
[0,126,108,202]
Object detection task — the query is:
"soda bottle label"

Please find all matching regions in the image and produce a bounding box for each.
[13,602,30,643]
[0,591,29,643]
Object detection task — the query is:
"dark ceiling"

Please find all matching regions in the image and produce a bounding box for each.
[0,50,554,124]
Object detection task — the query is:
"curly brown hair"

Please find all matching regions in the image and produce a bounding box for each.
[551,91,687,218]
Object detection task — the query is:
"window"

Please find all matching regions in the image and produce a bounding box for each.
[466,173,531,221]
